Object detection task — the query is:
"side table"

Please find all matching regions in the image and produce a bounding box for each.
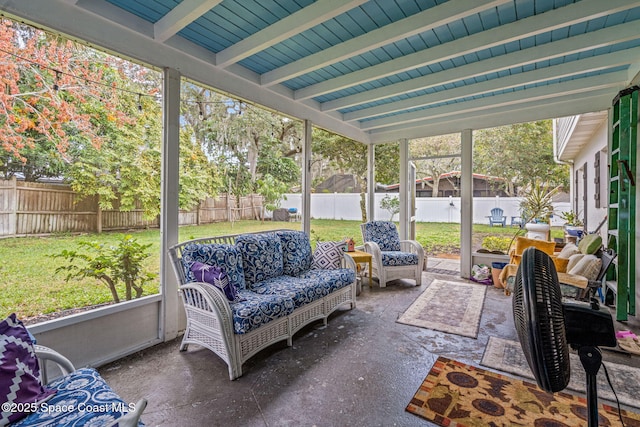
[348,250,373,288]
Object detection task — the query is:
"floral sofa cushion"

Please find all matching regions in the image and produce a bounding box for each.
[236,233,284,287]
[181,243,246,291]
[276,230,312,276]
[251,276,325,308]
[296,268,356,295]
[231,290,294,334]
[381,251,419,266]
[12,368,144,427]
[362,221,401,251]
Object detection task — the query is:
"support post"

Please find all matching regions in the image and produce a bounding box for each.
[367,144,375,222]
[302,119,312,235]
[160,67,181,341]
[399,138,409,240]
[461,129,473,279]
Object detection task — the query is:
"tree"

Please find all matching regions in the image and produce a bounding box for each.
[410,134,461,197]
[65,64,163,219]
[0,20,129,173]
[312,128,399,221]
[473,121,569,195]
[256,173,288,221]
[380,194,400,221]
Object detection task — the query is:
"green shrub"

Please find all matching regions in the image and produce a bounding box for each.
[52,235,156,303]
[481,236,511,253]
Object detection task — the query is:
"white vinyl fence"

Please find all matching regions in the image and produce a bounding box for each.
[280,193,570,226]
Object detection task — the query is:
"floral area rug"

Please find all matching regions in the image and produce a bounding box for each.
[407,357,640,426]
[481,336,640,410]
[397,279,486,338]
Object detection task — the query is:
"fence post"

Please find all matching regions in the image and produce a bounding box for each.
[196,201,201,225]
[9,176,17,236]
[96,205,102,233]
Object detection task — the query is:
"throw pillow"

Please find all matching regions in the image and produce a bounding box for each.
[1,314,56,426]
[181,243,246,291]
[566,253,585,272]
[553,257,570,274]
[311,241,345,270]
[514,236,555,256]
[235,233,284,287]
[557,243,580,259]
[277,230,312,276]
[578,234,603,255]
[568,255,602,281]
[189,262,243,302]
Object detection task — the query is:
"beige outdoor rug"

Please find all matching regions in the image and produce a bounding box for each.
[481,336,640,409]
[397,279,486,338]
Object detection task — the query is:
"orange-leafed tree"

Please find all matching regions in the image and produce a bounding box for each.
[0,19,128,180]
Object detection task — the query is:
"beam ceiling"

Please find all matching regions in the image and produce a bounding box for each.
[2,0,640,143]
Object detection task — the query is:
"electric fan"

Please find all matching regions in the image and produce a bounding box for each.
[512,247,617,427]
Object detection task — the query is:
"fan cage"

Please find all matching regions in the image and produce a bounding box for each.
[512,247,571,393]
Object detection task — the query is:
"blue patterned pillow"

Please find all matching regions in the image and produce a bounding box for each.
[277,230,312,276]
[190,262,244,302]
[311,241,344,270]
[363,221,401,251]
[235,233,284,287]
[181,243,246,291]
[1,314,56,426]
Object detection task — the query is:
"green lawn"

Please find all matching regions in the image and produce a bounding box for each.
[0,220,563,320]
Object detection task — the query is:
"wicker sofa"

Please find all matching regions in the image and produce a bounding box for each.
[169,230,357,380]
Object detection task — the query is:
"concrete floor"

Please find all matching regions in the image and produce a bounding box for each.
[100,258,640,427]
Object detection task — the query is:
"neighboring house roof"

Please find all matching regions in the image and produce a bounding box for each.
[315,174,361,193]
[376,171,507,191]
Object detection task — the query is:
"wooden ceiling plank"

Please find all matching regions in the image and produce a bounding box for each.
[322,20,640,112]
[216,0,368,68]
[260,0,511,86]
[154,0,223,43]
[344,47,640,122]
[294,0,640,100]
[360,71,627,131]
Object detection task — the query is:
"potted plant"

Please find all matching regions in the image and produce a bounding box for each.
[559,210,584,237]
[517,181,560,239]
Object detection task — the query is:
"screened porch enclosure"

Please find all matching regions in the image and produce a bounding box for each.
[2,0,639,368]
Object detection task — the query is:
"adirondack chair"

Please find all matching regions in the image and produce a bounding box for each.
[487,207,507,227]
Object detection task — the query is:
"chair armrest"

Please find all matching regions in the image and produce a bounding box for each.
[341,253,357,272]
[180,282,235,344]
[363,241,382,267]
[106,398,148,427]
[34,344,75,384]
[399,240,424,254]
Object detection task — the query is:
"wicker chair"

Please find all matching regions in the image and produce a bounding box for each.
[360,221,425,288]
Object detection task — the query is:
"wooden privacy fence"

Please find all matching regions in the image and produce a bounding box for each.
[0,177,263,237]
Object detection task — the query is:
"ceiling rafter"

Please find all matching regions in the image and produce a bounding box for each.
[360,71,628,131]
[154,0,222,43]
[369,90,615,143]
[322,20,640,113]
[216,0,368,68]
[344,48,640,122]
[294,0,640,100]
[260,0,511,86]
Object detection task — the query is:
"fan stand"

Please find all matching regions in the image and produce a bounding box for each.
[577,345,602,427]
